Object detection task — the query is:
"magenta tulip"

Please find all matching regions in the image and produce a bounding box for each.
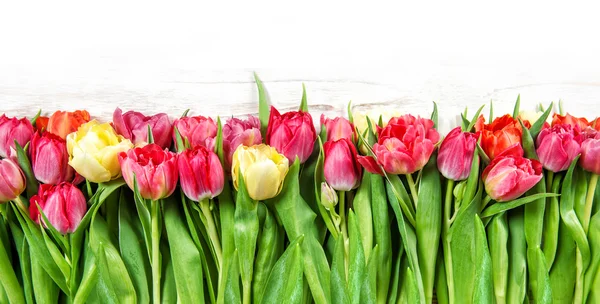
[0,159,26,203]
[223,116,262,169]
[29,183,87,234]
[113,108,173,149]
[30,132,76,184]
[320,114,355,142]
[535,124,583,172]
[324,138,362,191]
[118,144,178,200]
[482,144,543,202]
[173,115,217,151]
[580,131,600,174]
[437,127,478,180]
[178,145,224,202]
[0,114,34,159]
[266,107,317,164]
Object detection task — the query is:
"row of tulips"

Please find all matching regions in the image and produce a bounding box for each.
[0,78,599,304]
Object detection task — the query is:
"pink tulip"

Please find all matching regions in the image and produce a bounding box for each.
[580,131,600,174]
[172,116,217,151]
[223,116,262,169]
[118,144,178,200]
[320,115,355,142]
[358,114,440,175]
[0,159,26,203]
[178,145,224,202]
[482,144,543,202]
[535,124,583,172]
[437,127,478,180]
[0,114,34,159]
[266,107,317,164]
[29,183,87,234]
[30,132,77,184]
[324,138,362,191]
[113,108,173,149]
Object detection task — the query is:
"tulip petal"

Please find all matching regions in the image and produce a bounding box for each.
[244,160,282,201]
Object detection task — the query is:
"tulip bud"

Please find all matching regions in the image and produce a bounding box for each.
[437,127,478,181]
[320,182,338,211]
[29,183,87,234]
[475,114,524,160]
[535,124,583,172]
[266,107,317,164]
[172,116,217,151]
[482,144,543,202]
[223,116,262,169]
[113,108,173,149]
[231,144,289,201]
[119,144,178,200]
[324,138,361,191]
[178,145,224,202]
[0,159,26,203]
[0,114,34,159]
[46,110,91,139]
[30,132,76,185]
[67,120,134,183]
[580,131,600,174]
[320,115,355,142]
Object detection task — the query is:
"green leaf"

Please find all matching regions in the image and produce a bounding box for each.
[132,176,152,260]
[370,173,392,301]
[181,109,190,118]
[399,265,419,303]
[0,222,25,304]
[30,251,59,304]
[299,83,308,112]
[314,137,339,239]
[260,236,305,304]
[584,207,600,302]
[73,240,99,304]
[161,241,178,304]
[252,206,284,304]
[29,109,41,126]
[147,124,154,144]
[347,101,353,124]
[385,174,416,226]
[353,172,372,260]
[224,250,241,304]
[506,208,527,304]
[489,100,494,122]
[216,183,236,304]
[487,213,508,304]
[512,94,521,118]
[529,102,553,139]
[360,245,378,304]
[481,193,559,218]
[14,141,38,198]
[466,104,485,132]
[431,101,438,128]
[255,72,270,137]
[460,113,470,132]
[330,234,349,304]
[434,249,449,304]
[543,174,562,268]
[174,126,186,152]
[348,211,366,304]
[528,246,552,303]
[549,219,576,303]
[559,99,565,115]
[473,215,493,303]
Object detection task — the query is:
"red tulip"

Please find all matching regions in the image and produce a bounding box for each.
[173,116,217,151]
[482,144,543,202]
[30,132,77,184]
[580,131,600,174]
[113,108,173,149]
[0,159,26,203]
[551,113,590,130]
[437,127,478,180]
[358,115,440,175]
[118,144,178,200]
[0,114,34,159]
[324,138,362,191]
[475,114,526,160]
[266,107,317,164]
[320,114,355,142]
[178,145,224,202]
[535,124,583,172]
[29,183,87,234]
[223,116,262,169]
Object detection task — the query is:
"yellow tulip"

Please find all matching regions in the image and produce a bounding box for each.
[518,110,552,125]
[231,144,289,201]
[67,120,134,183]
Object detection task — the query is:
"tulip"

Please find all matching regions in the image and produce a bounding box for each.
[475,114,524,160]
[358,115,440,175]
[113,108,173,149]
[223,116,262,169]
[518,110,552,126]
[320,182,338,211]
[178,145,224,202]
[46,110,91,139]
[535,124,583,172]
[352,108,403,137]
[482,144,543,202]
[0,114,34,159]
[551,113,590,130]
[0,159,26,203]
[29,183,87,234]
[266,107,317,164]
[67,120,134,183]
[119,144,178,200]
[320,115,355,142]
[30,132,76,184]
[323,138,361,191]
[35,116,49,131]
[580,132,600,175]
[437,127,478,180]
[172,115,217,151]
[231,144,289,201]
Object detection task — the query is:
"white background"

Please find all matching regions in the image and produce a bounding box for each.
[1,1,599,133]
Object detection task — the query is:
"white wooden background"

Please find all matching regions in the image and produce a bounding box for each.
[1,2,599,134]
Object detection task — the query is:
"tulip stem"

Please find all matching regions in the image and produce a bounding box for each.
[339,190,349,276]
[200,199,223,271]
[406,174,419,208]
[12,196,27,213]
[151,200,161,304]
[583,173,598,233]
[481,195,493,212]
[442,179,456,304]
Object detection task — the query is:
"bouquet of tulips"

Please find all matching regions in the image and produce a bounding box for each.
[0,75,599,304]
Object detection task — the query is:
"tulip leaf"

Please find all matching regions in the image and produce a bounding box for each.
[489,100,494,122]
[181,109,190,118]
[132,175,152,260]
[174,126,186,152]
[260,235,305,304]
[529,102,553,139]
[385,174,416,226]
[473,215,494,303]
[371,173,392,301]
[33,201,69,252]
[38,223,70,280]
[315,137,339,239]
[431,101,438,129]
[360,244,378,304]
[161,241,178,303]
[433,248,449,304]
[507,208,527,304]
[330,232,349,304]
[476,142,490,164]
[216,117,224,159]
[8,220,34,304]
[217,184,236,304]
[584,208,600,302]
[255,72,270,137]
[549,218,577,303]
[299,83,308,112]
[487,213,508,304]
[147,124,154,144]
[559,99,565,115]
[252,205,285,304]
[348,210,366,304]
[528,246,553,303]
[399,266,419,303]
[0,220,25,304]
[223,249,241,304]
[347,101,353,124]
[30,250,59,304]
[512,94,521,118]
[353,171,372,260]
[29,109,41,126]
[542,175,562,268]
[518,119,538,160]
[14,141,38,198]
[481,193,559,218]
[460,113,470,132]
[466,104,486,133]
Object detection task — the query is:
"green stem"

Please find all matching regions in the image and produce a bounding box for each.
[12,196,27,213]
[406,174,419,208]
[151,200,161,304]
[481,195,493,212]
[575,248,583,304]
[200,199,223,271]
[339,190,349,277]
[583,173,598,233]
[442,179,455,304]
[546,171,554,195]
